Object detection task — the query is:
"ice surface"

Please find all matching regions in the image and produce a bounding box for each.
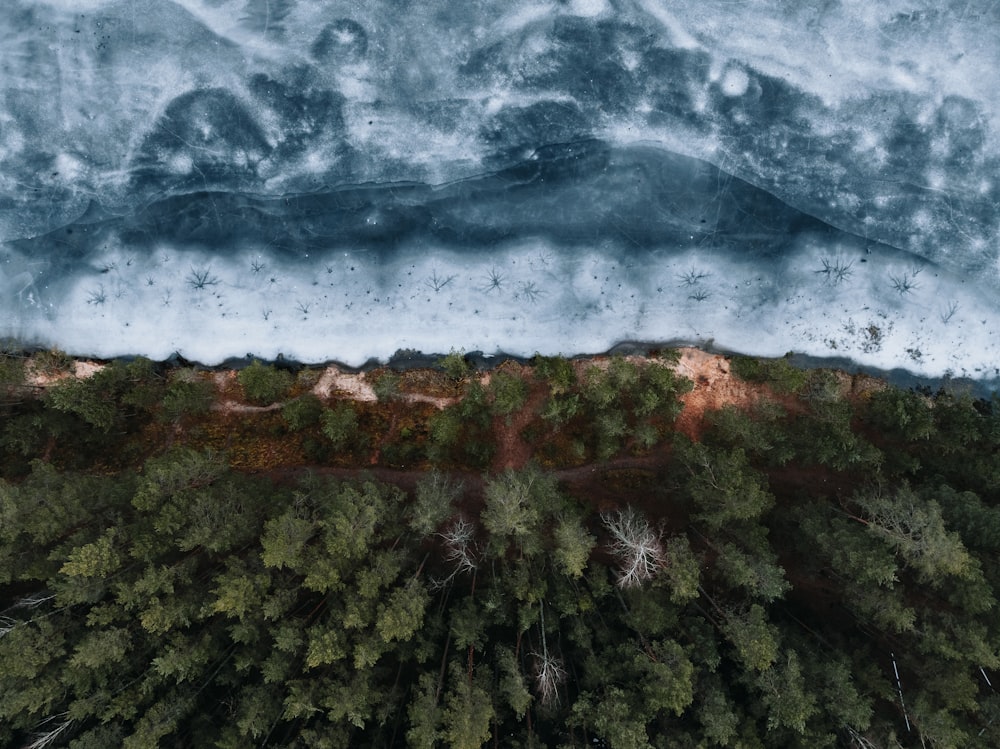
[1,1,998,382]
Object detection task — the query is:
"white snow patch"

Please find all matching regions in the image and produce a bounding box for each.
[569,0,609,19]
[720,67,749,97]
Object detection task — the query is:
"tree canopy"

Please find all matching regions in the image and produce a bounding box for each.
[2,350,1000,747]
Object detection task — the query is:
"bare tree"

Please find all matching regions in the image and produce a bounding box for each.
[26,714,73,749]
[434,517,478,587]
[601,506,667,587]
[531,601,566,707]
[844,726,880,749]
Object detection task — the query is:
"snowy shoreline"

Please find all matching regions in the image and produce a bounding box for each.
[4,230,998,394]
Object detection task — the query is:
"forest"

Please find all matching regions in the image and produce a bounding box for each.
[1,347,999,748]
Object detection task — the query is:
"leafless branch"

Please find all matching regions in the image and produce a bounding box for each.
[601,507,667,588]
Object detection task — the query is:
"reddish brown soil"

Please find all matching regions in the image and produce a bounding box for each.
[672,348,762,441]
[490,363,548,472]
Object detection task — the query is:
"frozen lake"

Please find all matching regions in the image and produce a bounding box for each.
[2,1,999,383]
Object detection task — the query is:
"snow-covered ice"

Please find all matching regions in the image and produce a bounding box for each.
[1,1,998,384]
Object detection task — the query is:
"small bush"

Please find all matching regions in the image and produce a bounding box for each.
[866,388,936,442]
[803,370,842,405]
[0,353,26,389]
[282,394,323,431]
[321,402,362,451]
[730,355,808,394]
[238,360,293,405]
[533,354,576,394]
[633,422,660,451]
[607,356,640,391]
[428,407,463,463]
[490,370,528,417]
[583,366,617,409]
[370,370,401,402]
[541,393,581,425]
[296,368,322,388]
[653,348,682,364]
[438,350,471,380]
[160,376,214,422]
[33,348,74,376]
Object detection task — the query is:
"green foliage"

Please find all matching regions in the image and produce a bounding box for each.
[496,646,532,718]
[33,348,74,375]
[582,363,618,409]
[42,358,163,431]
[489,369,528,417]
[563,356,692,460]
[159,372,214,422]
[370,370,400,402]
[482,465,561,556]
[437,349,471,380]
[715,542,790,602]
[572,687,652,749]
[321,402,361,452]
[552,513,596,578]
[792,397,882,471]
[0,352,26,390]
[723,604,779,672]
[426,406,463,461]
[935,484,1000,551]
[797,508,899,587]
[406,672,443,747]
[132,448,226,513]
[427,381,495,467]
[282,393,323,430]
[532,353,576,393]
[237,359,293,405]
[662,536,701,603]
[853,484,972,581]
[442,663,494,748]
[44,376,121,431]
[6,352,1000,746]
[754,650,817,734]
[676,439,775,530]
[866,387,936,441]
[409,471,462,536]
[540,391,580,425]
[730,354,809,393]
[376,582,429,644]
[705,400,793,465]
[60,531,121,578]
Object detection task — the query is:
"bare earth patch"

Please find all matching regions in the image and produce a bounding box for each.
[25,359,105,387]
[672,348,761,440]
[314,366,377,402]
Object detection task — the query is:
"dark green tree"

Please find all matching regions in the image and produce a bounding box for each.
[237,360,293,405]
